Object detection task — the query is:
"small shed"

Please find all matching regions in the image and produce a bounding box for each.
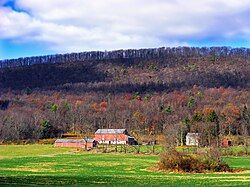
[186,133,200,146]
[84,138,97,150]
[221,138,232,147]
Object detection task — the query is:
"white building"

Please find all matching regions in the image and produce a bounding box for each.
[186,133,200,146]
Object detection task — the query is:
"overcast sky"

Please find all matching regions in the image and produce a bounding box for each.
[0,0,250,59]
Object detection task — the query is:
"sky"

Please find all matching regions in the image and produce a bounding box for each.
[0,0,250,60]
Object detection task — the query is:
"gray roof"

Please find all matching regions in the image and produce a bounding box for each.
[55,139,85,143]
[95,129,127,134]
[186,133,200,137]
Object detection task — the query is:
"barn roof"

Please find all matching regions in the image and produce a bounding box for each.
[95,129,127,134]
[55,139,85,143]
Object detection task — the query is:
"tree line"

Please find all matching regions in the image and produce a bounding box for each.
[0,87,249,146]
[0,47,250,68]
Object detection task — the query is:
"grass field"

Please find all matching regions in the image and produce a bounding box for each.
[0,145,249,186]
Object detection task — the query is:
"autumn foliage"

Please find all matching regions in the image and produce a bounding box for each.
[0,52,249,143]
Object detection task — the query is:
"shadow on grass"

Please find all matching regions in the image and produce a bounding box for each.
[0,175,115,186]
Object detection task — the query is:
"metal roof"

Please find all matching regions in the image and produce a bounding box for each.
[95,129,127,134]
[186,133,200,137]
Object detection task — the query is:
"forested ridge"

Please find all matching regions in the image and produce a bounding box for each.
[0,47,249,144]
[1,47,250,69]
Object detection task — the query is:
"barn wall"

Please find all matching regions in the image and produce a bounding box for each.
[186,137,199,146]
[54,142,85,148]
[86,142,94,149]
[95,134,128,144]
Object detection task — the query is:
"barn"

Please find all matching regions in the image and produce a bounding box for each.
[94,129,137,145]
[54,138,96,149]
[186,133,200,146]
[221,138,232,147]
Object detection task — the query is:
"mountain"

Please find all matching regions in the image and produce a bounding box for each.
[0,47,249,92]
[0,47,249,142]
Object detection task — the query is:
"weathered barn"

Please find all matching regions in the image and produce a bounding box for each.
[54,138,96,149]
[186,133,200,146]
[95,129,137,145]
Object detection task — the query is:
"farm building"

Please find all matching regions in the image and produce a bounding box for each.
[54,138,96,149]
[221,138,232,147]
[95,129,137,145]
[186,133,200,146]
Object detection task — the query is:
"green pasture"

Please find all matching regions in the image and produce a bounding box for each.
[0,144,249,186]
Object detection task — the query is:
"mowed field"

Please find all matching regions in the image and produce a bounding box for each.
[0,145,249,186]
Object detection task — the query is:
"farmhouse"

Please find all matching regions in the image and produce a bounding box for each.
[54,138,96,149]
[186,133,200,146]
[95,129,137,145]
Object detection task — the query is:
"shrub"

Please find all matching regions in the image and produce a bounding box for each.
[158,149,231,173]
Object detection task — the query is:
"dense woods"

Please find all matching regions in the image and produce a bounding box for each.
[0,47,249,145]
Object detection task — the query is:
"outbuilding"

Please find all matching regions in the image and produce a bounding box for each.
[221,138,232,147]
[54,139,85,148]
[54,138,96,149]
[84,138,97,149]
[186,133,200,146]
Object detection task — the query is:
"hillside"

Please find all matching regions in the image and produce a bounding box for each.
[0,47,249,92]
[0,47,249,144]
